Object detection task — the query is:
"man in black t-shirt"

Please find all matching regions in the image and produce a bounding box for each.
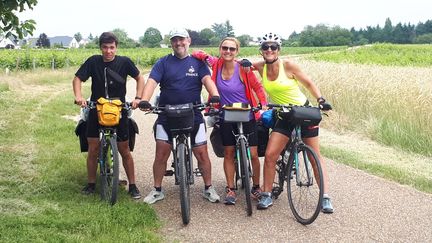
[72,32,144,199]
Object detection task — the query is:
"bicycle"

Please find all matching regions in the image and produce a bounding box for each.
[83,99,132,206]
[268,103,324,225]
[208,103,260,216]
[140,101,208,225]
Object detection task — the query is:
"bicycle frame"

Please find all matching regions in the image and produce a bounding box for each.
[86,101,131,205]
[268,103,324,225]
[143,102,207,225]
[233,122,252,189]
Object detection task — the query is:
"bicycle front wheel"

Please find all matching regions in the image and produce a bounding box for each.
[239,139,252,216]
[177,143,191,225]
[287,144,323,225]
[100,136,120,206]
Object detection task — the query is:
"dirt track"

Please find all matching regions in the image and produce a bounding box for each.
[124,77,432,242]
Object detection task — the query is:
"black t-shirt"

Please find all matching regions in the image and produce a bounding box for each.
[75,55,140,102]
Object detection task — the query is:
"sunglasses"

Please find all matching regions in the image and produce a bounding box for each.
[221,46,237,52]
[261,44,279,51]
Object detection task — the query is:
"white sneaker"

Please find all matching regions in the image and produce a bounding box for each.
[202,186,220,203]
[143,189,165,204]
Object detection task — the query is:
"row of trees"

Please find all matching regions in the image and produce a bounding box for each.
[287,18,432,46]
[74,20,254,48]
[76,18,432,48]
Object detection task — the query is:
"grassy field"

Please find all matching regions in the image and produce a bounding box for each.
[297,58,432,192]
[0,69,160,242]
[310,43,432,67]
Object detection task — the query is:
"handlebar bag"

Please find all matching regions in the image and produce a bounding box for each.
[288,106,322,126]
[96,97,122,126]
[165,103,194,134]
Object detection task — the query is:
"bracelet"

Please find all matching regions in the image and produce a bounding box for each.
[134,96,141,100]
[317,97,326,103]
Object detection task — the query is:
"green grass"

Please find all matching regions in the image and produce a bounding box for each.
[321,145,432,193]
[302,60,432,157]
[0,71,160,242]
[310,43,432,67]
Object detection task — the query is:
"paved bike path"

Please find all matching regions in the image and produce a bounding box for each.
[126,77,432,242]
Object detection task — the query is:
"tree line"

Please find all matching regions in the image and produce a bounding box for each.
[69,18,432,48]
[287,18,432,47]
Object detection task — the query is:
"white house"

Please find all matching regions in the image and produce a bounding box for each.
[0,37,17,49]
[50,36,79,48]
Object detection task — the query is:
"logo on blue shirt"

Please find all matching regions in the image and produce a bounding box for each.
[186,66,198,77]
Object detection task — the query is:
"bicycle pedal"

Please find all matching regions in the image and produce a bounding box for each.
[193,168,202,177]
[164,170,174,176]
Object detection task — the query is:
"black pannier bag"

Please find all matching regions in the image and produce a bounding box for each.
[280,106,322,126]
[256,121,269,157]
[165,103,194,134]
[210,124,224,158]
[128,118,139,151]
[75,119,88,152]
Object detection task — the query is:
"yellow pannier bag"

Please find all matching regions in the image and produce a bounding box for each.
[96,97,122,126]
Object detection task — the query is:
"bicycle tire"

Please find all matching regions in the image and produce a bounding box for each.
[99,139,109,201]
[287,143,323,225]
[272,149,289,199]
[239,139,252,216]
[108,136,120,205]
[178,143,191,225]
[100,136,119,206]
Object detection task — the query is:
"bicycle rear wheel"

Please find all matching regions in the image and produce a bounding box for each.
[177,143,191,225]
[100,136,119,206]
[239,139,252,216]
[272,149,289,199]
[287,144,323,225]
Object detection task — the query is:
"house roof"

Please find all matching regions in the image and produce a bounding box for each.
[50,36,74,46]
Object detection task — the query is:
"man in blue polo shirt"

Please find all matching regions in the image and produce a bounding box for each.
[140,28,221,204]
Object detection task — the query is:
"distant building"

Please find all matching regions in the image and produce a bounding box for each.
[0,37,17,49]
[50,36,79,48]
[24,36,79,48]
[78,38,90,46]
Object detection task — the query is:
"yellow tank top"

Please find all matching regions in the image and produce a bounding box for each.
[262,61,307,105]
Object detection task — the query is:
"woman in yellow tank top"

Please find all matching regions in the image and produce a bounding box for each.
[249,33,334,213]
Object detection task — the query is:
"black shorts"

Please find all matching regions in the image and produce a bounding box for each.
[272,115,319,138]
[220,119,258,147]
[86,108,129,142]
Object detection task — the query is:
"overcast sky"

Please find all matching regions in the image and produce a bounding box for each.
[18,0,431,40]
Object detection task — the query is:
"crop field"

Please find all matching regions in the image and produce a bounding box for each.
[0,46,347,70]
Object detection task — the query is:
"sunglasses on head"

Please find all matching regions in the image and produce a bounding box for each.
[261,44,279,51]
[221,46,237,52]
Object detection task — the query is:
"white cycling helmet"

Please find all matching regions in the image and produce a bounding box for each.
[259,32,282,46]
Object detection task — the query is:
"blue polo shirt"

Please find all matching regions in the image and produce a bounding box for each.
[149,54,211,124]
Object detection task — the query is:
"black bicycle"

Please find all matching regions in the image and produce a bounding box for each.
[269,103,324,225]
[141,101,207,225]
[84,99,132,206]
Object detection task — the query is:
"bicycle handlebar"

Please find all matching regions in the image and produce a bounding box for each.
[75,100,132,110]
[140,102,212,115]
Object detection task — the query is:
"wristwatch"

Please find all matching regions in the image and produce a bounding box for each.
[134,96,141,100]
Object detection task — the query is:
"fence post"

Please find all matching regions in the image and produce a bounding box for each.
[51,58,55,70]
[16,57,20,70]
[33,58,36,70]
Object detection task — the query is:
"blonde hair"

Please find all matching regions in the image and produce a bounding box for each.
[219,37,241,51]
